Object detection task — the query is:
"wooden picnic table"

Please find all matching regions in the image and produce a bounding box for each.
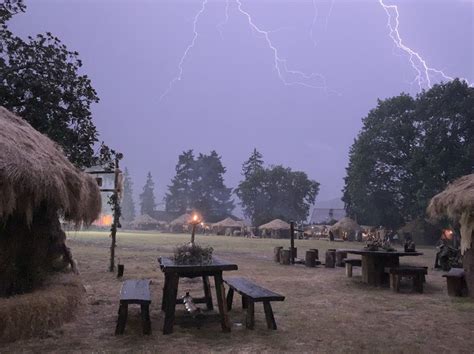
[158,256,238,334]
[340,249,423,286]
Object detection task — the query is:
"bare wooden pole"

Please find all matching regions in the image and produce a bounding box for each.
[290,221,295,265]
[109,157,120,272]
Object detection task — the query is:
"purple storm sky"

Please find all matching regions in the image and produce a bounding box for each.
[10,0,474,211]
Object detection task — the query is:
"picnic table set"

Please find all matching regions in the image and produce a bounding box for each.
[113,214,289,336]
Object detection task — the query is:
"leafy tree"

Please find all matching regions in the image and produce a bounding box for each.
[192,151,234,222]
[165,150,195,215]
[121,168,136,222]
[343,79,474,228]
[242,148,264,178]
[236,151,319,226]
[139,172,156,216]
[165,150,234,222]
[0,1,110,167]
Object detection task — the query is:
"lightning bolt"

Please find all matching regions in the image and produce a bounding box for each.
[216,0,230,39]
[160,0,330,101]
[310,0,335,48]
[159,0,208,101]
[379,0,471,91]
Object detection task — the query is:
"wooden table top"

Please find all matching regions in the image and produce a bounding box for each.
[340,249,423,257]
[159,256,238,273]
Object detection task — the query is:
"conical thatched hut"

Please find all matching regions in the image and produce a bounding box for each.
[212,217,246,236]
[0,107,101,296]
[330,217,361,240]
[169,213,192,233]
[398,218,441,245]
[131,214,162,230]
[427,174,474,297]
[259,219,290,238]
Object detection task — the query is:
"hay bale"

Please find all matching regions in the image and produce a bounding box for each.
[0,273,84,343]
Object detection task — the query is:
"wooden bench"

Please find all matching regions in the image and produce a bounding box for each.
[385,266,427,293]
[344,259,362,277]
[115,279,151,335]
[224,277,285,330]
[443,268,467,297]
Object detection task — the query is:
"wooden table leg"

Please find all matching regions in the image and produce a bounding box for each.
[226,288,234,311]
[163,274,179,335]
[202,276,214,311]
[245,300,255,330]
[115,302,128,335]
[141,303,152,335]
[214,272,231,332]
[263,301,277,330]
[161,273,170,311]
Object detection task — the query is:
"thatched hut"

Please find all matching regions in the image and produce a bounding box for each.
[0,107,101,296]
[330,217,361,240]
[169,213,192,233]
[130,214,162,230]
[259,219,290,238]
[212,217,246,236]
[427,174,474,297]
[398,218,441,245]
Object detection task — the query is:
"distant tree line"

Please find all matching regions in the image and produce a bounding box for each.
[343,79,474,228]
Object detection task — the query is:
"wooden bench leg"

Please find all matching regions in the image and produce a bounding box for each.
[141,303,152,335]
[390,274,400,292]
[346,263,353,278]
[413,274,423,294]
[115,302,128,335]
[263,301,277,330]
[242,296,248,309]
[214,272,231,333]
[245,300,255,330]
[202,276,214,311]
[163,274,179,335]
[226,288,234,311]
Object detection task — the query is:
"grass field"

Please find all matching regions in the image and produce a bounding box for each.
[4,231,474,353]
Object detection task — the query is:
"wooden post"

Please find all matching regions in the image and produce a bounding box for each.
[109,157,120,272]
[309,248,319,260]
[290,221,295,264]
[325,249,336,268]
[274,246,283,263]
[280,249,291,265]
[305,250,317,267]
[336,251,347,267]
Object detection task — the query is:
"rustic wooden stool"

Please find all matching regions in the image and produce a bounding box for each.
[386,267,427,293]
[443,268,467,297]
[115,279,151,335]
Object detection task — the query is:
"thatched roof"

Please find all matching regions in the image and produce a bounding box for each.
[259,219,290,230]
[427,174,474,253]
[427,174,474,221]
[213,217,245,228]
[330,217,361,234]
[0,107,101,224]
[169,213,192,226]
[131,214,161,226]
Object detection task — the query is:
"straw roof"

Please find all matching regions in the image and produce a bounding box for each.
[213,217,245,228]
[169,213,192,226]
[427,174,474,221]
[131,214,161,226]
[0,107,101,224]
[330,217,361,234]
[259,219,290,230]
[427,174,474,253]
